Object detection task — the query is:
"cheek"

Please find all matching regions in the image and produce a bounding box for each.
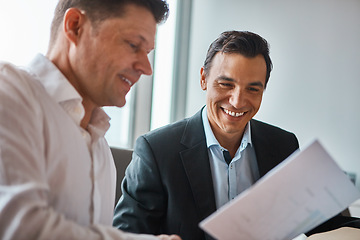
[251,95,263,110]
[206,93,220,108]
[207,87,226,101]
[75,46,98,73]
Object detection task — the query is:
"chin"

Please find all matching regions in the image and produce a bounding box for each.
[110,99,126,108]
[117,101,126,108]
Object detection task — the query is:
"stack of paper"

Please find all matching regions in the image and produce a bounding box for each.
[200,140,360,240]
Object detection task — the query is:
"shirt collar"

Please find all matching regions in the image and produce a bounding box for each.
[28,54,82,104]
[88,108,111,139]
[201,105,252,151]
[27,54,110,135]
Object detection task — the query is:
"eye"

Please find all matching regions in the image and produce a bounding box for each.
[126,40,140,52]
[247,86,264,94]
[219,82,233,88]
[248,87,259,92]
[130,43,139,51]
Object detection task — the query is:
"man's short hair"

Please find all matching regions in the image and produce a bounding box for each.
[49,0,169,47]
[203,31,273,88]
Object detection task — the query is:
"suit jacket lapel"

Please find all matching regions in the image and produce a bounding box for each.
[180,109,217,222]
[250,119,278,177]
[251,119,297,178]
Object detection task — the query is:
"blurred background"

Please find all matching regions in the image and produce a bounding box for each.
[0,0,359,192]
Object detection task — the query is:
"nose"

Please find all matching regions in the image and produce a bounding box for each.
[229,88,246,109]
[135,52,153,76]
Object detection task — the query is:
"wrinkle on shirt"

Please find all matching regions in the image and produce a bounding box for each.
[0,54,126,239]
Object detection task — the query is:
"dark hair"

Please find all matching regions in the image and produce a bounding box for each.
[203,31,273,88]
[49,0,169,47]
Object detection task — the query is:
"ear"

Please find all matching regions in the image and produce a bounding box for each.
[63,8,86,45]
[200,66,207,90]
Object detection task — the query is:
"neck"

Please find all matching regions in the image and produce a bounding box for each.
[47,41,97,131]
[80,99,97,130]
[210,126,244,158]
[219,136,242,159]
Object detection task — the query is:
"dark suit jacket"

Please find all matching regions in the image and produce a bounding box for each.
[113,109,301,240]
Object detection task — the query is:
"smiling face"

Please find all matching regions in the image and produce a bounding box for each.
[201,52,267,144]
[69,4,157,108]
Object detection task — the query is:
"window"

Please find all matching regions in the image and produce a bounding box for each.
[0,0,187,149]
[103,95,133,148]
[151,0,192,129]
[151,0,178,130]
[0,1,58,65]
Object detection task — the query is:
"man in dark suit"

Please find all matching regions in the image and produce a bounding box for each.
[113,31,359,239]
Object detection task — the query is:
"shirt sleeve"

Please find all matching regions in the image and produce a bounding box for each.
[0,64,160,240]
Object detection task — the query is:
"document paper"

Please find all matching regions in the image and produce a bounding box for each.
[200,140,360,240]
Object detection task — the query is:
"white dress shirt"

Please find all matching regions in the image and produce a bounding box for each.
[0,54,159,240]
[202,106,260,208]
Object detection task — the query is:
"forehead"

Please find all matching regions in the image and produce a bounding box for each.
[95,4,157,49]
[209,52,267,82]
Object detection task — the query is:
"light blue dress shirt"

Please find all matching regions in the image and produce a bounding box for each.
[202,106,260,208]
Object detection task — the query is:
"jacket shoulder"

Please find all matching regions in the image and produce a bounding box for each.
[251,119,297,140]
[143,117,189,141]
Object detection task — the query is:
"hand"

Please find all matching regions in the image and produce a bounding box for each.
[307,227,360,240]
[157,234,182,240]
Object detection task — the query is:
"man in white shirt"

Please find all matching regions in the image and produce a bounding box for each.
[0,0,180,239]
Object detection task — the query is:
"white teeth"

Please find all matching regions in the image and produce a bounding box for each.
[121,76,132,86]
[224,108,244,117]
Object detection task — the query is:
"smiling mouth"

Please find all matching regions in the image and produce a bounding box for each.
[223,108,245,117]
[119,75,133,86]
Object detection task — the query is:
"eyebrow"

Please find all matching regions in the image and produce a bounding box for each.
[138,35,155,52]
[137,35,146,43]
[125,31,154,52]
[217,75,235,82]
[217,75,265,88]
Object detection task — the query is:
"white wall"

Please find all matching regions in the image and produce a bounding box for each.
[186,0,360,189]
[0,1,58,65]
